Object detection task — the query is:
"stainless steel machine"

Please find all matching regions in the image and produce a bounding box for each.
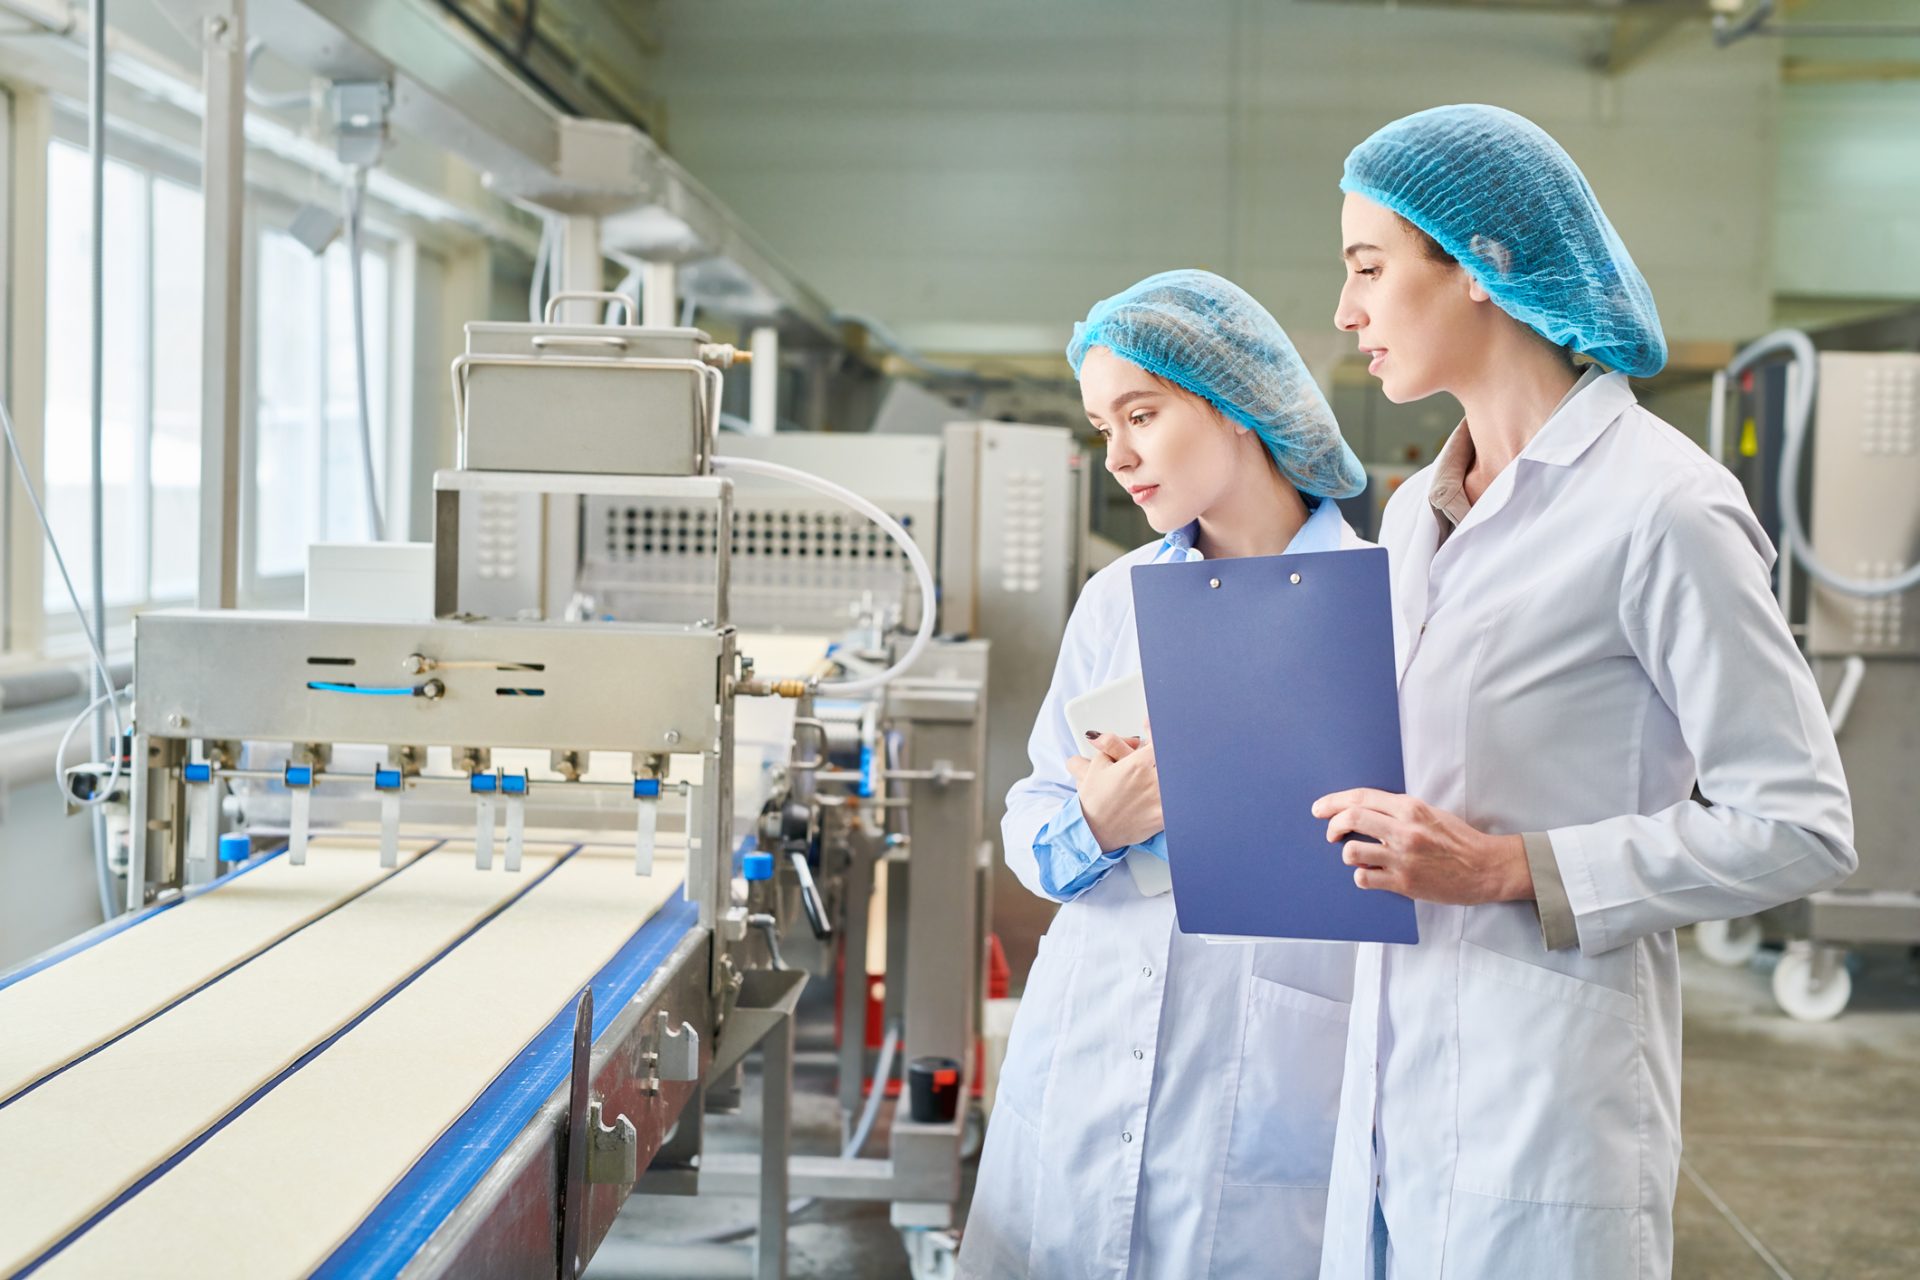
[539,418,1084,1170]
[3,301,998,1279]
[1697,338,1920,1021]
[459,417,1089,989]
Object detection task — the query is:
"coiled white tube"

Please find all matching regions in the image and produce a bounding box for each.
[1730,329,1920,598]
[710,455,936,695]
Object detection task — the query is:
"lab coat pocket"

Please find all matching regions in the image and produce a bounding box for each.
[1209,1185,1328,1279]
[958,1105,1042,1280]
[1223,976,1351,1189]
[1456,941,1641,1209]
[993,931,1079,1125]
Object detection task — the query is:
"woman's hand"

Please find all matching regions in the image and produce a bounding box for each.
[1065,731,1162,852]
[1312,788,1533,905]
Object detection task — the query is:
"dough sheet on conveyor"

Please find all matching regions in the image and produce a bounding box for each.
[0,837,433,1102]
[0,839,575,1273]
[36,844,686,1279]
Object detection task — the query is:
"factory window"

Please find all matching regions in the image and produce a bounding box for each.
[40,139,205,616]
[34,127,408,634]
[251,224,394,586]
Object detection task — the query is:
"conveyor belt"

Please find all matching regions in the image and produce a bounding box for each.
[0,838,694,1278]
[0,837,435,1103]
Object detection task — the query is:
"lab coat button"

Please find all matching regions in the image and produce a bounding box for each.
[1122,1131,1133,1144]
[1132,1048,1144,1060]
[1142,966,1153,978]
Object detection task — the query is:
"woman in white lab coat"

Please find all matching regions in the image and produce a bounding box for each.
[1314,105,1856,1280]
[958,270,1371,1280]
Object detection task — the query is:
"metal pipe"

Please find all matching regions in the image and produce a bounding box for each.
[0,0,72,35]
[1707,369,1728,466]
[195,0,246,610]
[1827,655,1867,738]
[1761,22,1920,36]
[86,0,113,923]
[749,326,779,435]
[0,659,131,715]
[641,261,677,329]
[206,766,694,794]
[812,767,976,785]
[1712,0,1776,46]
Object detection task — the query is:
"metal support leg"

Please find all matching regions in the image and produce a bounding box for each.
[195,0,245,611]
[838,835,874,1124]
[124,734,153,914]
[756,999,792,1280]
[749,326,779,435]
[690,968,804,1277]
[558,215,600,321]
[643,261,678,328]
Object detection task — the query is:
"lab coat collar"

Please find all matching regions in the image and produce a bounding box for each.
[1432,369,1630,552]
[1515,369,1636,468]
[1157,495,1344,564]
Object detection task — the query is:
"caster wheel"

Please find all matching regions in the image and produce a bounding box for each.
[901,1227,960,1280]
[1696,917,1763,967]
[1772,947,1851,1022]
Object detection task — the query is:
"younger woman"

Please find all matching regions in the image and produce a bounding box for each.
[961,269,1372,1279]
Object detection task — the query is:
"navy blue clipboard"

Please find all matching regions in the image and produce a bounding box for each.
[1131,546,1419,944]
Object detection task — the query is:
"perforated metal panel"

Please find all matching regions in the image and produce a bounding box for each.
[576,435,941,631]
[456,488,545,621]
[1807,353,1920,656]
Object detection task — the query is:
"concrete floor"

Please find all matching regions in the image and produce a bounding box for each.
[585,981,935,1280]
[587,937,1920,1279]
[1672,943,1920,1280]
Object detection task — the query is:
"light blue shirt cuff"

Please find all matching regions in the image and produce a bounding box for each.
[1033,793,1130,899]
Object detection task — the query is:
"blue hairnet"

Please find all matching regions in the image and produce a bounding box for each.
[1066,269,1365,500]
[1341,104,1667,378]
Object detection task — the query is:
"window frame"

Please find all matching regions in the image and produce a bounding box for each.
[14,106,416,646]
[240,187,408,607]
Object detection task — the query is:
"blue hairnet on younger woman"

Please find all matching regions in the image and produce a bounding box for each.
[1341,103,1668,378]
[1066,269,1366,500]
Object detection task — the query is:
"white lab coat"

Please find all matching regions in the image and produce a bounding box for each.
[1319,372,1856,1280]
[961,500,1365,1280]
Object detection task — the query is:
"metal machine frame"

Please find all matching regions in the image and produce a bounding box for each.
[100,301,999,1278]
[115,3,1047,1267]
[1701,340,1920,1021]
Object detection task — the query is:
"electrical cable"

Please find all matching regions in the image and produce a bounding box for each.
[82,0,120,921]
[55,685,129,802]
[2,390,126,922]
[708,456,935,695]
[241,38,314,111]
[343,166,385,541]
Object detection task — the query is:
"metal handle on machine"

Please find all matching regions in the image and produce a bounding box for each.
[788,717,830,772]
[788,849,833,941]
[530,334,630,351]
[544,290,636,326]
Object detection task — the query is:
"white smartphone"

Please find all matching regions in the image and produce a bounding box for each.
[1062,673,1172,897]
